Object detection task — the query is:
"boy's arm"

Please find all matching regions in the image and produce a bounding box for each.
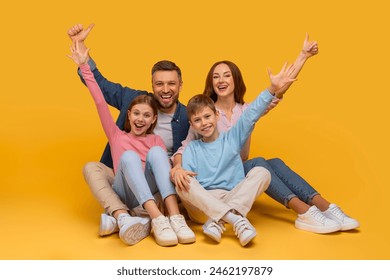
[228,63,297,150]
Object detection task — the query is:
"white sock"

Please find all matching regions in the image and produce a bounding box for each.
[222,211,241,225]
[117,213,131,228]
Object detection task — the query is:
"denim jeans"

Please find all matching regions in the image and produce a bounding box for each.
[113,146,176,210]
[243,157,319,207]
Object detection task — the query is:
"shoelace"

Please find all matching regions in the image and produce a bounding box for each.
[155,217,171,231]
[309,208,327,223]
[233,219,250,237]
[329,206,347,220]
[170,215,187,229]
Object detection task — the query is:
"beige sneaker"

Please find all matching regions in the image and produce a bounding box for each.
[169,214,196,244]
[151,216,178,246]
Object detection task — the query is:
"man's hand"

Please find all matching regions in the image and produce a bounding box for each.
[67,23,95,42]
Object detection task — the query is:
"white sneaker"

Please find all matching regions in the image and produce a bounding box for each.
[295,205,341,234]
[233,217,257,246]
[118,214,151,245]
[202,219,226,243]
[99,213,119,236]
[152,216,178,246]
[322,204,360,231]
[169,214,196,244]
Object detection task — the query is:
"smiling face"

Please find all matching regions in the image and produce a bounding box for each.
[127,103,157,137]
[152,70,182,114]
[212,63,235,99]
[189,106,220,143]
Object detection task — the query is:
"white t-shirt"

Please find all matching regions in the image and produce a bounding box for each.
[154,111,174,156]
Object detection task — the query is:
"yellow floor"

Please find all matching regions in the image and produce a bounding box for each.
[0,164,386,260]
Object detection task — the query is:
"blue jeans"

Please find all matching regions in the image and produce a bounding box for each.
[113,146,176,210]
[243,157,319,207]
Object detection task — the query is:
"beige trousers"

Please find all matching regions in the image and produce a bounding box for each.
[82,162,163,216]
[176,167,271,224]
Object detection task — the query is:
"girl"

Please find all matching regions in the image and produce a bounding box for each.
[68,41,195,246]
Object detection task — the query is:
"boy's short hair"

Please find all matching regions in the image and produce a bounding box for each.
[186,94,217,119]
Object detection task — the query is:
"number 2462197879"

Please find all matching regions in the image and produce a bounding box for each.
[209,266,273,276]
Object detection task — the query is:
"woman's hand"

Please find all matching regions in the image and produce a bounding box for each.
[302,33,319,58]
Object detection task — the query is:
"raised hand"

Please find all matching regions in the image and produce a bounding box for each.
[302,33,319,58]
[67,23,95,42]
[267,62,297,98]
[67,40,90,66]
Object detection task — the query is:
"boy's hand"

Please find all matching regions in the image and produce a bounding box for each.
[267,62,297,98]
[67,40,90,66]
[67,23,94,42]
[171,167,197,192]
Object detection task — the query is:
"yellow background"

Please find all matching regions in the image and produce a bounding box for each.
[1,0,389,259]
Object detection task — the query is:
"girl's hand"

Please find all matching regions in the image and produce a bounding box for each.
[67,40,90,66]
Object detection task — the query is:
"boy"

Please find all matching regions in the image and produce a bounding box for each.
[176,63,296,246]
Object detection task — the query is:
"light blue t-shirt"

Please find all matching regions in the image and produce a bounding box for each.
[182,90,273,191]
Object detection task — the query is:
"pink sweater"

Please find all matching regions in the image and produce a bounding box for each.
[80,63,166,173]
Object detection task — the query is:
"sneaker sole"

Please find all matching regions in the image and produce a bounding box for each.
[295,221,341,234]
[153,235,178,247]
[119,222,151,245]
[178,235,196,244]
[340,221,360,231]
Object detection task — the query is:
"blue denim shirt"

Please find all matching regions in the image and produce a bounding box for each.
[78,59,190,168]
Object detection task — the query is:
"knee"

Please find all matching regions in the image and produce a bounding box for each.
[148,146,165,157]
[82,161,113,186]
[83,161,103,178]
[247,156,269,168]
[120,150,140,165]
[268,157,285,167]
[250,166,271,189]
[119,151,141,167]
